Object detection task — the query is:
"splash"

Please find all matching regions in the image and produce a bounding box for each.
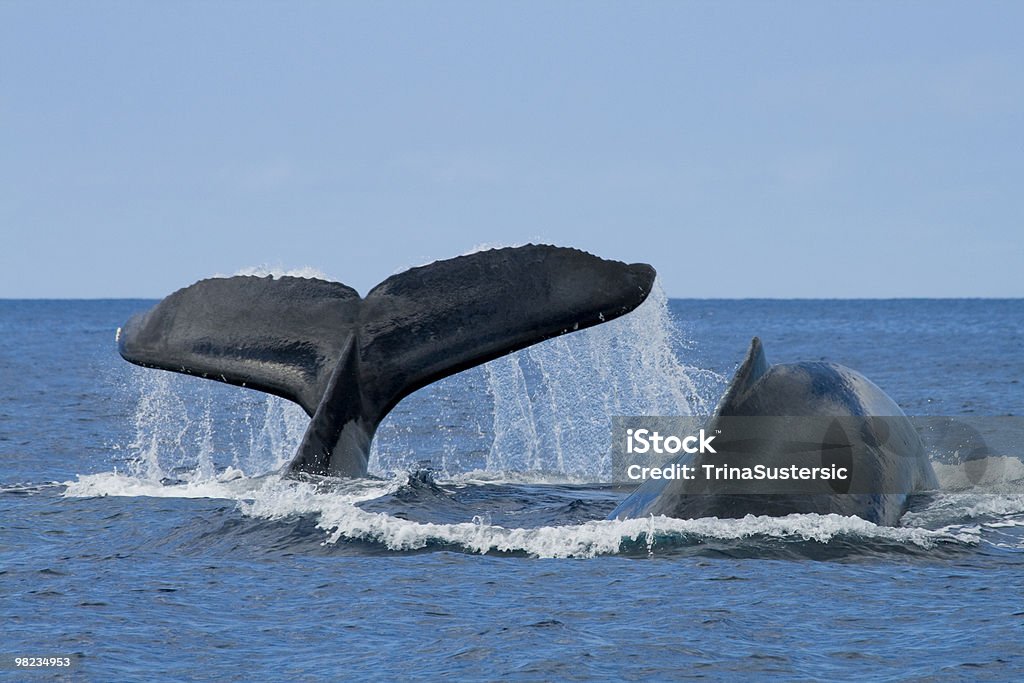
[119,366,307,482]
[220,265,333,280]
[371,281,721,480]
[115,276,718,483]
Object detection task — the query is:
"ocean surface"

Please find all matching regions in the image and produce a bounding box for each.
[2,292,1023,680]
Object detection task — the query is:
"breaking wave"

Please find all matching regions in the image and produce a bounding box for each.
[63,470,991,558]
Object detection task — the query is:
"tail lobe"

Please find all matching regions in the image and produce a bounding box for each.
[118,245,656,477]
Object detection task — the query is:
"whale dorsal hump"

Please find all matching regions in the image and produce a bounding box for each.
[715,336,770,415]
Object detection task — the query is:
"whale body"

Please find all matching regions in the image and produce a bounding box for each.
[610,338,938,526]
[118,245,655,478]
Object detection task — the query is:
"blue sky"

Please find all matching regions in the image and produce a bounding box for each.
[2,2,1021,298]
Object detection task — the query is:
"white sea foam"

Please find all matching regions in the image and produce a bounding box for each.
[64,468,258,499]
[933,456,1024,490]
[897,457,1024,529]
[63,469,985,557]
[305,506,980,557]
[903,490,1024,526]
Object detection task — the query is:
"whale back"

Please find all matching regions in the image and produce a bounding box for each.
[610,337,938,526]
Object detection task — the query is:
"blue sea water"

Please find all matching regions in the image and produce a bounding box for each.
[2,293,1023,680]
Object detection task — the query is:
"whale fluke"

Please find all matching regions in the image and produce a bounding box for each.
[118,245,656,477]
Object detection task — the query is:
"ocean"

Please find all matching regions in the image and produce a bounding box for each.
[2,293,1022,680]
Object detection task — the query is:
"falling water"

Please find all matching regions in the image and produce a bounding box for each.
[371,282,720,481]
[120,279,719,483]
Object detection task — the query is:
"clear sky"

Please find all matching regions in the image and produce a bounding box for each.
[2,2,1021,298]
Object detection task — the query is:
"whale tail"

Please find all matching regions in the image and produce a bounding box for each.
[118,245,656,477]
